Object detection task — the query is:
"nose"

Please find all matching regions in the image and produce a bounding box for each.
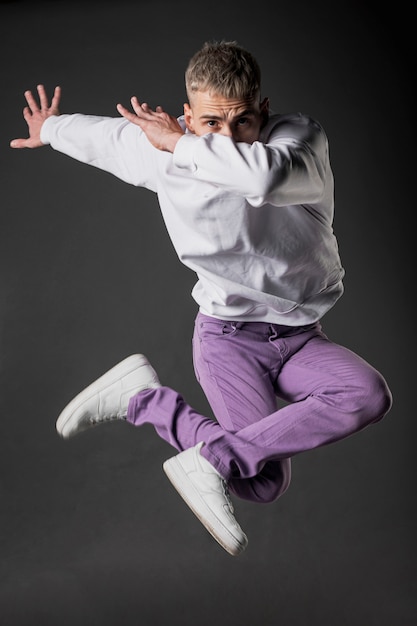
[219,124,233,138]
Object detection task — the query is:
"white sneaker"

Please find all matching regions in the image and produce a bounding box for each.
[56,354,160,439]
[163,442,248,556]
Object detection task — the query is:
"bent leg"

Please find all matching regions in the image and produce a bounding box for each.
[128,314,293,503]
[192,314,293,503]
[202,332,392,480]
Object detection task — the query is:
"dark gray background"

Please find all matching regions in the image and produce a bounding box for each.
[1,1,415,624]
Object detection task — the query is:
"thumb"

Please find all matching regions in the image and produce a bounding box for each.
[10,138,27,148]
[10,138,43,149]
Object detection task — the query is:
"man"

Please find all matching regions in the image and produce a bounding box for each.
[10,41,392,556]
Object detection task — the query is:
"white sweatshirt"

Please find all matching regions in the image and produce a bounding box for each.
[40,112,344,325]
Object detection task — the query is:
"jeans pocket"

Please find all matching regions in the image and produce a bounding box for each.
[196,317,238,341]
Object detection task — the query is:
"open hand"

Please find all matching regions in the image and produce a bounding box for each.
[117,97,184,152]
[10,84,61,149]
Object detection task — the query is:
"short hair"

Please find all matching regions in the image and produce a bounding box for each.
[185,40,261,102]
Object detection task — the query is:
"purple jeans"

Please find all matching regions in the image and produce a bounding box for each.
[127,312,392,503]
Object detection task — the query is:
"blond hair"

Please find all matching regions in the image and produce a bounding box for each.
[185,41,261,102]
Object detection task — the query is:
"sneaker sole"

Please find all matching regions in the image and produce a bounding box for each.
[56,354,158,438]
[163,456,248,556]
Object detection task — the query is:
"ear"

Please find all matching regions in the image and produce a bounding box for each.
[183,103,194,133]
[260,97,270,113]
[260,97,270,127]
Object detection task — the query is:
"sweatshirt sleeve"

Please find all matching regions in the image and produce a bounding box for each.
[40,114,158,191]
[172,114,331,207]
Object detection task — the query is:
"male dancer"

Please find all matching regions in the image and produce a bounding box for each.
[11,41,392,556]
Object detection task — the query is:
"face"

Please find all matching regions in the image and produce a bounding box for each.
[184,91,269,144]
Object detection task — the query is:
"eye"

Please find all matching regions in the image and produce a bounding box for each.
[237,117,250,126]
[207,120,219,128]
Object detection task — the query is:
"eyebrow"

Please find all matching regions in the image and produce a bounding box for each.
[199,109,256,121]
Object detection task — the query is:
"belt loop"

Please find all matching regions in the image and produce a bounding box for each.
[268,324,278,340]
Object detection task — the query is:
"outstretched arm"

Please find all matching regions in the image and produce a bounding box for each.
[10,84,61,149]
[117,97,184,152]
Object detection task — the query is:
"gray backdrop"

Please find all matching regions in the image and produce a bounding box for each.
[1,1,415,624]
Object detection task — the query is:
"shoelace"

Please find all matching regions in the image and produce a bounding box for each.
[90,412,127,424]
[221,479,234,514]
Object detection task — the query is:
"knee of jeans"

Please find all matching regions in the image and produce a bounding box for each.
[353,370,393,426]
[277,457,292,497]
[367,373,393,423]
[256,462,292,504]
[229,459,292,504]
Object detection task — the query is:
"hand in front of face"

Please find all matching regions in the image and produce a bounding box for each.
[117,97,184,152]
[10,84,61,149]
